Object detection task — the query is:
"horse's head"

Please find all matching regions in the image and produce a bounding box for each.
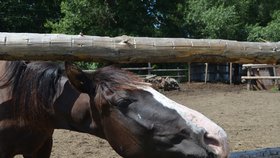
[65,62,229,158]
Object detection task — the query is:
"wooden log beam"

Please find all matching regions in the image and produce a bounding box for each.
[1,32,280,64]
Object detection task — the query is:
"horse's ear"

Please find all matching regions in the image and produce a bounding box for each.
[65,62,92,93]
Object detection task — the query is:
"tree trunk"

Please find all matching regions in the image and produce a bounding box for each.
[0,32,280,64]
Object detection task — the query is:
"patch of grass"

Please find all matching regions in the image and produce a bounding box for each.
[270,86,279,92]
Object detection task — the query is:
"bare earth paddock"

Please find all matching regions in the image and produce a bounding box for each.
[42,83,280,158]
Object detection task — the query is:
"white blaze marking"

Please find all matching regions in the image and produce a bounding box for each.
[139,86,229,157]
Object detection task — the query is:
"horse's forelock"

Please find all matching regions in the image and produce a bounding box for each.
[92,66,149,109]
[93,66,148,91]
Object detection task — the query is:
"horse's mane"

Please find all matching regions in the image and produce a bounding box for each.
[92,66,149,92]
[0,61,27,90]
[0,61,62,125]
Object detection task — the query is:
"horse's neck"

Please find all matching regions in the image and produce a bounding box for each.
[52,80,102,136]
[52,79,86,127]
[0,61,11,104]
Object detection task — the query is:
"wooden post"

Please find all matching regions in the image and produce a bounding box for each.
[176,67,180,81]
[273,64,277,85]
[229,62,233,85]
[188,62,191,83]
[247,67,251,90]
[148,62,152,75]
[205,63,208,84]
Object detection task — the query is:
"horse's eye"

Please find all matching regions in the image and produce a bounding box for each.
[116,99,133,108]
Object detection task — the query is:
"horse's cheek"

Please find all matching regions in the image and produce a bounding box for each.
[101,111,142,156]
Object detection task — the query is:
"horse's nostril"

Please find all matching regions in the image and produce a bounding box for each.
[200,131,229,158]
[203,132,230,157]
[204,133,220,147]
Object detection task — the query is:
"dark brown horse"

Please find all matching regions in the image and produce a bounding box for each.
[0,61,230,158]
[65,62,230,158]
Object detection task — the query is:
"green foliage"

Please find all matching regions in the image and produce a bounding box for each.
[183,0,280,41]
[247,11,280,42]
[201,5,239,39]
[2,0,280,41]
[45,0,114,35]
[151,0,186,37]
[184,0,241,39]
[270,85,280,93]
[2,0,280,70]
[46,0,158,36]
[0,0,61,32]
[74,62,98,70]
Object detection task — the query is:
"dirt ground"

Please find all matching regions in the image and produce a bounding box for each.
[48,83,280,158]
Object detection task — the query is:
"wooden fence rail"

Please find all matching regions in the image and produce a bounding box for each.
[1,32,280,64]
[122,66,188,80]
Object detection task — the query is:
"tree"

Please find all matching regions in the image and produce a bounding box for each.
[183,0,241,39]
[46,0,114,35]
[150,0,186,37]
[182,0,280,41]
[231,0,280,41]
[47,0,159,36]
[0,0,61,33]
[247,10,280,42]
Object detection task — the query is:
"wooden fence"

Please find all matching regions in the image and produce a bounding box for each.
[122,62,239,84]
[242,64,280,90]
[122,63,188,82]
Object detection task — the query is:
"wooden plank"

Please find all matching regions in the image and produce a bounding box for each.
[243,64,268,67]
[0,32,280,63]
[122,67,153,70]
[151,69,188,72]
[160,75,186,78]
[242,64,280,68]
[242,76,280,79]
[123,68,188,72]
